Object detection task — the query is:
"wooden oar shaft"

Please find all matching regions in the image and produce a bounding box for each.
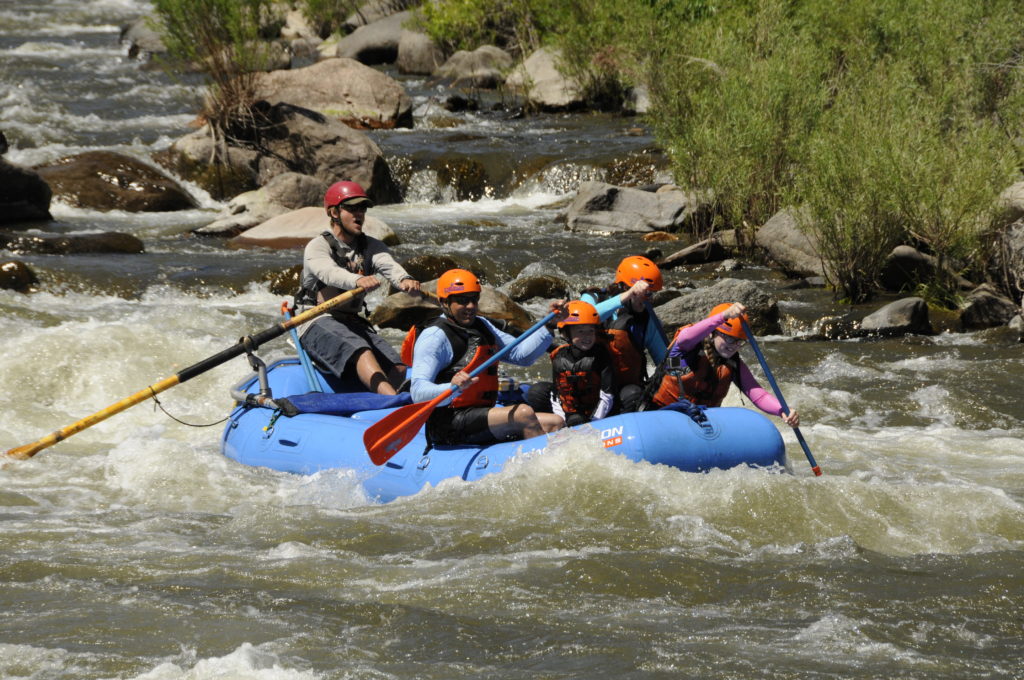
[740,319,822,476]
[5,288,364,461]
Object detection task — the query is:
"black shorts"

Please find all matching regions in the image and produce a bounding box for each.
[426,406,497,446]
[301,316,402,380]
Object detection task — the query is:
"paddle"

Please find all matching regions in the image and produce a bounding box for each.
[281,301,321,393]
[739,318,822,476]
[5,288,365,461]
[364,310,558,466]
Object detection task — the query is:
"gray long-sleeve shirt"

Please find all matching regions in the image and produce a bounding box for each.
[300,230,412,314]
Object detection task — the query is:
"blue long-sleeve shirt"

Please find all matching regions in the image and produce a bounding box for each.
[581,291,668,365]
[410,316,553,405]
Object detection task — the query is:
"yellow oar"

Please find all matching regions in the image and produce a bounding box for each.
[4,287,365,461]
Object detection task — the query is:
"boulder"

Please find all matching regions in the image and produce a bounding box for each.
[397,29,445,75]
[119,15,168,60]
[959,284,1020,330]
[755,207,825,277]
[228,206,397,249]
[371,279,532,331]
[433,45,512,89]
[280,8,322,41]
[34,151,197,212]
[653,278,781,337]
[658,234,732,268]
[566,181,703,234]
[193,172,328,236]
[257,57,412,129]
[319,11,410,65]
[0,157,52,226]
[505,47,584,110]
[156,102,401,202]
[505,274,570,302]
[861,297,933,336]
[996,181,1024,224]
[0,230,144,255]
[343,0,415,33]
[0,260,38,292]
[880,245,974,292]
[399,254,462,282]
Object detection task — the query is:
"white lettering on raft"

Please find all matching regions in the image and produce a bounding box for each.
[600,425,623,448]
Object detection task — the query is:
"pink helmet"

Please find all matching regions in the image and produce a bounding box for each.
[324,181,373,209]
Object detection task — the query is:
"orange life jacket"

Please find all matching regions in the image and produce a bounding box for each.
[604,308,649,388]
[404,316,499,408]
[651,328,741,408]
[550,344,605,419]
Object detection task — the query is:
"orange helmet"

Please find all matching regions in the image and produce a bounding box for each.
[437,269,481,299]
[709,302,748,339]
[557,300,601,329]
[614,255,663,291]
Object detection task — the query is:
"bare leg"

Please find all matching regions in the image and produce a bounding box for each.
[486,403,550,440]
[536,412,565,433]
[354,350,397,395]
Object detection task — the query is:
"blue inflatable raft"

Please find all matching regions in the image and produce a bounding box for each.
[221,358,787,502]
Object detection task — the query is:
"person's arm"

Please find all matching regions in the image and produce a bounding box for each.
[589,280,651,322]
[303,236,363,290]
[366,239,417,289]
[735,360,784,416]
[409,326,456,403]
[645,312,667,364]
[485,319,552,366]
[591,361,615,421]
[668,313,726,357]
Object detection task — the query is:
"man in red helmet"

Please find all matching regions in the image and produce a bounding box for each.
[296,180,420,394]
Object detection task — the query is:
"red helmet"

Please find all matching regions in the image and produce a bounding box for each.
[437,269,481,299]
[614,255,663,291]
[324,181,373,209]
[709,302,748,339]
[557,300,601,329]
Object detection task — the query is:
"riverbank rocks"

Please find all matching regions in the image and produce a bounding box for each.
[119,16,167,61]
[653,278,781,336]
[0,157,52,226]
[257,58,412,129]
[0,230,144,255]
[34,151,197,212]
[755,207,825,278]
[959,284,1020,330]
[318,11,409,64]
[194,172,328,236]
[880,245,975,293]
[506,274,570,302]
[860,297,933,336]
[227,206,397,249]
[399,254,462,282]
[506,47,584,111]
[343,0,414,32]
[658,231,738,268]
[371,279,531,331]
[434,46,512,89]
[566,181,706,234]
[397,29,445,75]
[156,102,400,203]
[0,260,38,292]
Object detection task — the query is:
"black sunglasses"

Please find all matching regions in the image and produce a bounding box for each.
[448,293,480,306]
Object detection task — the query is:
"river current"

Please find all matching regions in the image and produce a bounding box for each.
[2,2,1022,679]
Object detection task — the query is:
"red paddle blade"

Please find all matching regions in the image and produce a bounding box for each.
[363,397,441,465]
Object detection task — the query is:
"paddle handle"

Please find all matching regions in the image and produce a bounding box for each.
[456,311,558,387]
[740,319,822,476]
[5,288,364,460]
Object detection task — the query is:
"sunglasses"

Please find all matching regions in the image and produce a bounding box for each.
[448,293,480,306]
[716,332,745,347]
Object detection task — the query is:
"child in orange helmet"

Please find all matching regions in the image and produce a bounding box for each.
[649,302,800,426]
[547,300,616,427]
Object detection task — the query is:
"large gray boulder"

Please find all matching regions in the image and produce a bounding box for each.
[653,278,781,337]
[397,29,445,75]
[433,45,512,89]
[566,181,703,234]
[861,297,933,336]
[959,284,1020,330]
[34,151,197,212]
[755,207,826,277]
[505,47,584,110]
[319,11,411,65]
[0,157,52,226]
[257,58,412,129]
[0,230,144,255]
[194,172,328,236]
[342,0,416,33]
[156,102,400,203]
[227,206,396,249]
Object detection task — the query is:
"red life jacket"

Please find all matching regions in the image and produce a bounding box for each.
[550,344,605,419]
[651,328,740,408]
[404,316,499,408]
